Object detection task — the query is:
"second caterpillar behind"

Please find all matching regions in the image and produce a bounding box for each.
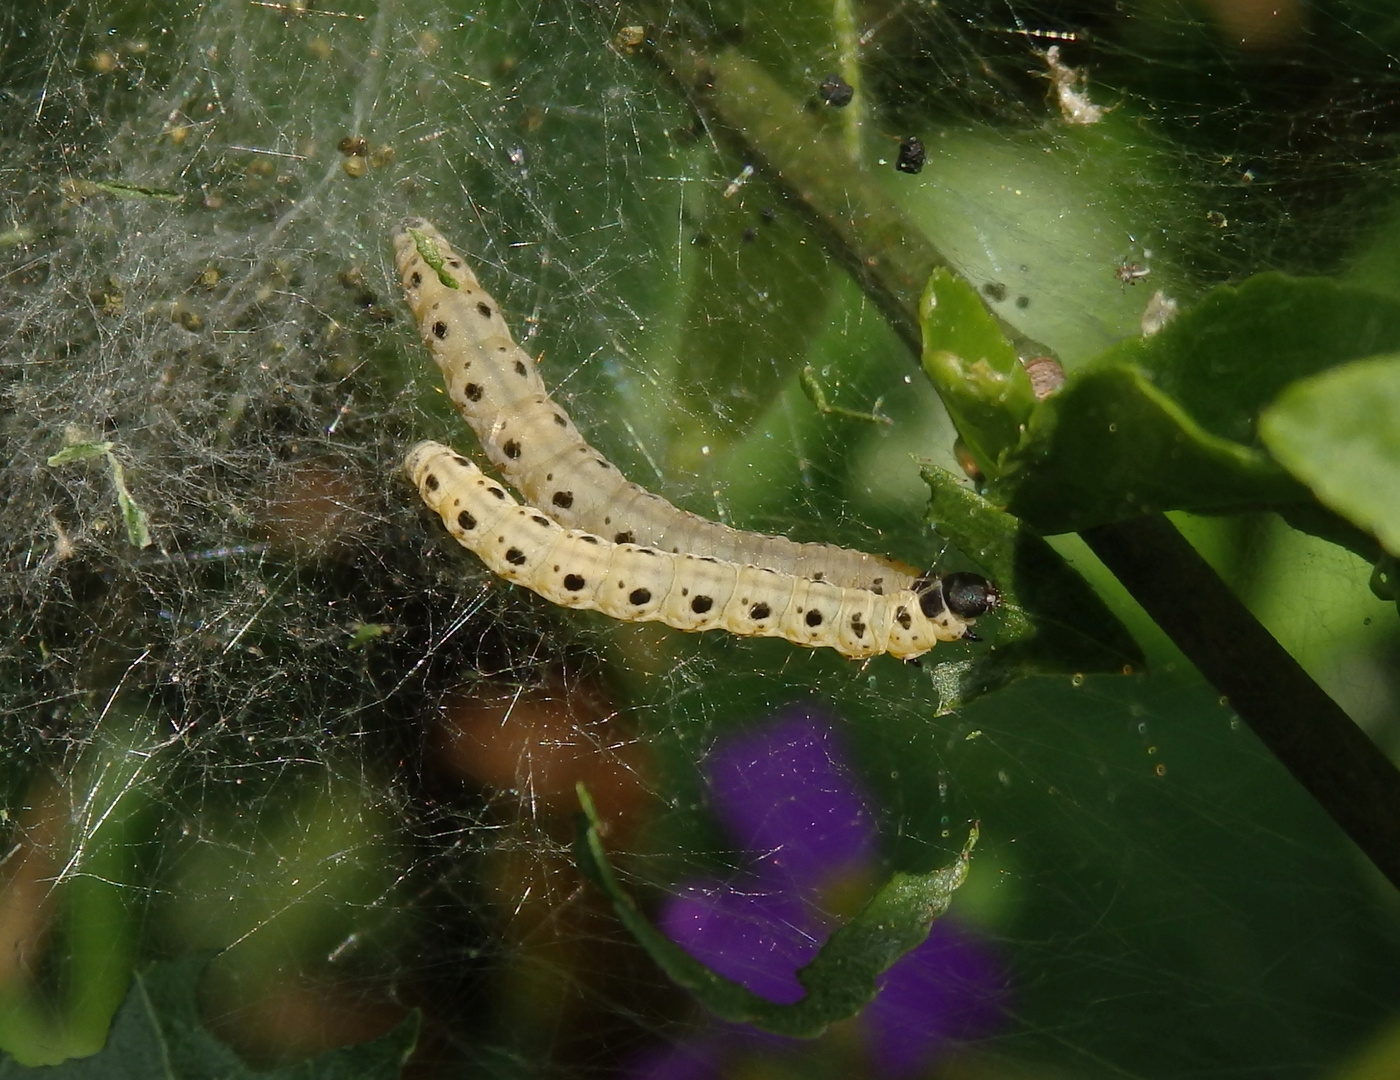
[393,217,920,594]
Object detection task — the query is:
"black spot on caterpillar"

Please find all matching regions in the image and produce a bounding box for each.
[393,218,921,595]
[405,441,997,660]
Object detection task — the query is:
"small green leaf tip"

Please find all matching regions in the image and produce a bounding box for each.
[919,269,1034,477]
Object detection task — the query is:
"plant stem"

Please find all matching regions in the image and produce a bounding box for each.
[1082,517,1400,889]
[649,36,1044,361]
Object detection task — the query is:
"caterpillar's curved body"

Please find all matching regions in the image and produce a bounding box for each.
[406,441,993,660]
[395,217,999,658]
[394,218,917,594]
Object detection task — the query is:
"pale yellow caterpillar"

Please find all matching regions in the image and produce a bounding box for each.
[393,217,916,594]
[405,441,996,660]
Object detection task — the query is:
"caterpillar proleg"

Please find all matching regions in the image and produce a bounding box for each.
[394,217,918,594]
[406,441,996,660]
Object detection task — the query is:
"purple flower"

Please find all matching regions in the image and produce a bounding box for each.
[635,707,1006,1077]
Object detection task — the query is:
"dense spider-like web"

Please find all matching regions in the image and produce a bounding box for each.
[1,1,1399,1076]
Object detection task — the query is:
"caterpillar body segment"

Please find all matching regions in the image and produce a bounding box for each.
[405,441,995,661]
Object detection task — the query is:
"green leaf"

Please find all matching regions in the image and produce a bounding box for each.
[60,179,182,203]
[46,442,113,467]
[405,227,460,290]
[987,274,1400,535]
[46,442,153,548]
[0,958,419,1078]
[1259,353,1400,556]
[346,622,392,649]
[1002,363,1306,533]
[0,743,147,1064]
[1107,274,1400,442]
[106,454,152,550]
[573,784,975,1039]
[919,269,1034,476]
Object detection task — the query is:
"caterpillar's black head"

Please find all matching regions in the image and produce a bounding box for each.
[943,572,1000,619]
[913,572,1000,622]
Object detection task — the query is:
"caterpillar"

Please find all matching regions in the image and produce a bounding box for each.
[405,440,996,660]
[393,217,918,595]
[394,217,1000,658]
